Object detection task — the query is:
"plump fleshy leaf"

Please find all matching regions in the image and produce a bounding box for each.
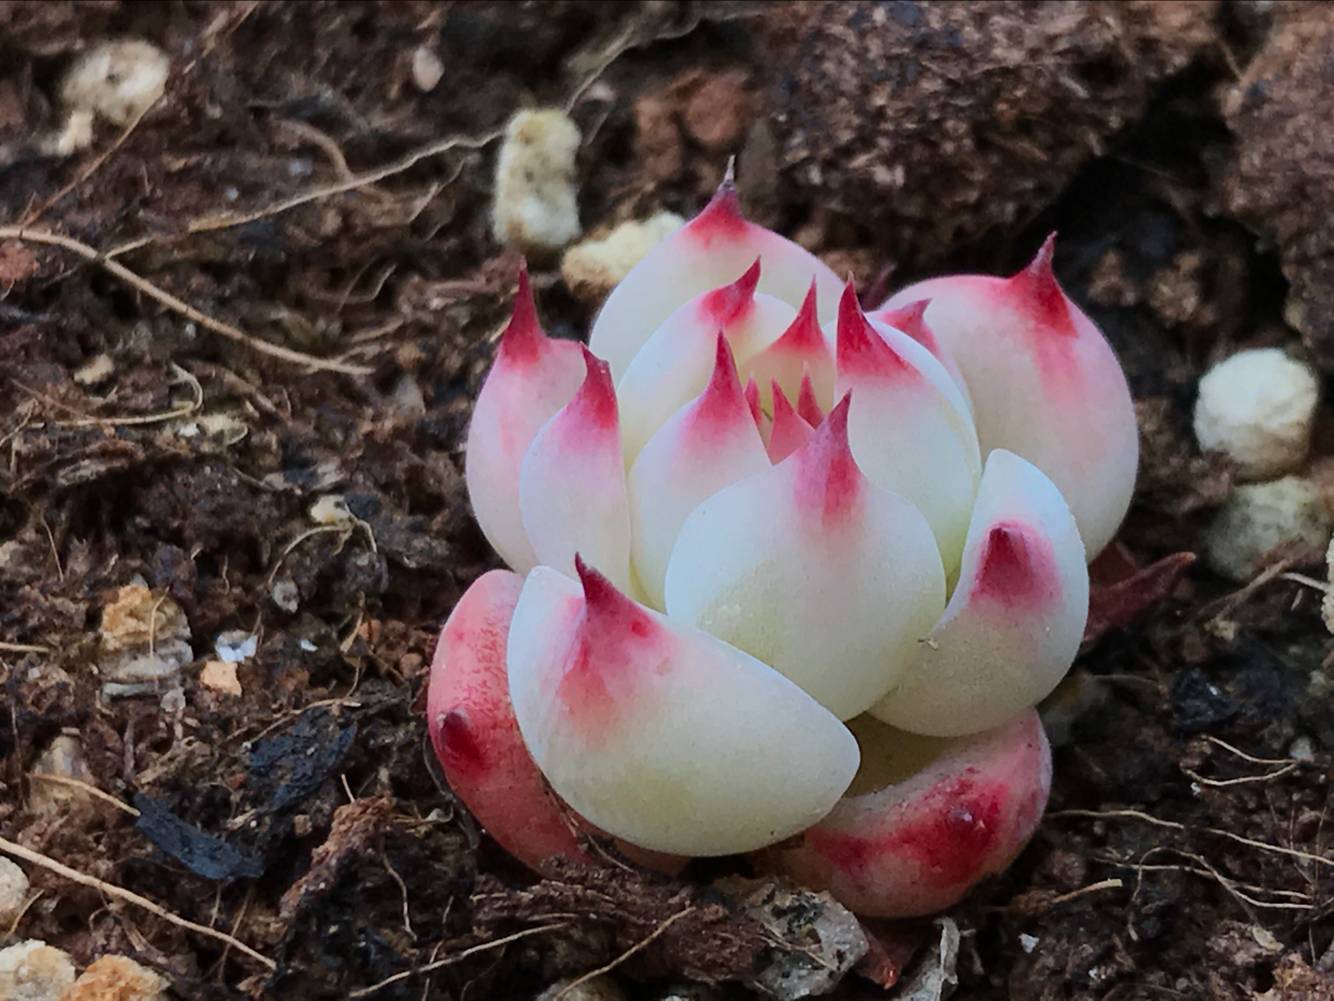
[756,710,1051,917]
[880,235,1138,558]
[664,397,946,720]
[628,334,770,609]
[519,348,633,591]
[507,562,859,855]
[426,570,588,872]
[589,177,844,379]
[871,450,1088,737]
[465,270,585,572]
[834,284,981,576]
[429,570,683,874]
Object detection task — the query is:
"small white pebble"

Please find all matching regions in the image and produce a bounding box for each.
[60,39,170,127]
[1193,348,1319,481]
[561,212,686,302]
[1289,736,1315,762]
[214,630,258,663]
[1019,933,1039,954]
[492,109,581,257]
[1203,476,1332,582]
[0,858,29,927]
[309,494,353,526]
[411,45,444,93]
[0,940,76,1001]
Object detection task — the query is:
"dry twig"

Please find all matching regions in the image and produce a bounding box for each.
[552,907,696,1000]
[0,835,275,970]
[348,922,569,998]
[0,226,370,375]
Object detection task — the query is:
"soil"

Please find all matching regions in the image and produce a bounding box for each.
[1,2,1331,1000]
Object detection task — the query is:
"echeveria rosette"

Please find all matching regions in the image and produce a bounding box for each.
[428,177,1139,916]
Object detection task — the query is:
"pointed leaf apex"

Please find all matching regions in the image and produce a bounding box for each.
[688,167,748,244]
[824,391,853,440]
[499,264,546,362]
[793,391,862,522]
[574,347,618,428]
[700,257,762,328]
[1009,232,1073,334]
[575,554,657,640]
[838,284,914,379]
[744,375,762,427]
[797,368,825,426]
[773,278,824,352]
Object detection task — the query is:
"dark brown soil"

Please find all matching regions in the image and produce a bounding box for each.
[1,3,1331,1000]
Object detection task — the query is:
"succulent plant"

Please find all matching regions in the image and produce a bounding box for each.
[428,173,1138,916]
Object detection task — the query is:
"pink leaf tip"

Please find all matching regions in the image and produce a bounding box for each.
[774,279,824,352]
[700,258,762,328]
[571,346,619,430]
[794,393,863,523]
[574,554,658,645]
[796,368,825,426]
[837,281,910,379]
[1008,232,1073,335]
[876,298,933,347]
[687,170,748,245]
[499,264,546,364]
[695,332,747,426]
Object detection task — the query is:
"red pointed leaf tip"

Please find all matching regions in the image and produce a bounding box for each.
[557,556,662,732]
[796,369,825,426]
[1008,232,1075,336]
[743,375,763,427]
[566,347,618,432]
[970,521,1060,610]
[837,281,912,379]
[435,708,487,776]
[498,265,547,365]
[811,775,1005,889]
[699,257,762,329]
[771,280,824,354]
[793,393,863,524]
[876,298,938,352]
[686,171,749,246]
[689,333,748,439]
[768,381,814,464]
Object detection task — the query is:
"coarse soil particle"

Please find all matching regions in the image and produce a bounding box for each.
[0,2,1331,999]
[758,0,1222,267]
[1222,3,1334,370]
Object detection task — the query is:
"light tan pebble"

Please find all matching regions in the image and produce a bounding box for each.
[561,213,685,303]
[60,955,169,1001]
[199,659,242,696]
